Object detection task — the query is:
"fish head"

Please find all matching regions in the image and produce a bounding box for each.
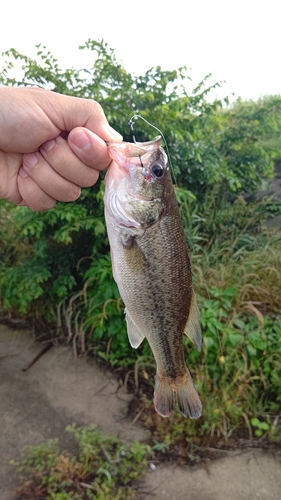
[106,136,168,197]
[105,136,171,228]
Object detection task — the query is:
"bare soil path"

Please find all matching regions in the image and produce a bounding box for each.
[0,325,280,500]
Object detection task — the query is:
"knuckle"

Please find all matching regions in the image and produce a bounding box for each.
[20,180,56,211]
[86,98,103,116]
[66,185,81,202]
[37,199,57,211]
[80,169,99,188]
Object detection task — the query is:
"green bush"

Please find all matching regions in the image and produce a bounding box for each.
[1,40,281,449]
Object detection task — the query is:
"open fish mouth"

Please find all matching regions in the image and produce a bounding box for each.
[106,136,162,157]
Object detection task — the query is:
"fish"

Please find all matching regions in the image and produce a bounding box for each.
[104,136,202,418]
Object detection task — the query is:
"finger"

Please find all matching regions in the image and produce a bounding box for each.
[31,89,123,143]
[40,133,107,187]
[0,88,123,154]
[0,150,23,205]
[22,150,82,202]
[45,93,123,142]
[68,127,113,173]
[18,168,57,211]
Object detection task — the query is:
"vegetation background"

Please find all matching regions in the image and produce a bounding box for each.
[0,40,281,497]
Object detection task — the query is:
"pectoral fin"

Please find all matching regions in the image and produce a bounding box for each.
[125,308,145,348]
[184,290,202,351]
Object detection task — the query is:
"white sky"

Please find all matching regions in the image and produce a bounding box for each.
[1,0,280,102]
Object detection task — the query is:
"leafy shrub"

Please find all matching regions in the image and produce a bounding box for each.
[1,41,280,197]
[0,183,106,324]
[1,40,281,451]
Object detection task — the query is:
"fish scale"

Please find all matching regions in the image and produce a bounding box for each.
[104,136,202,418]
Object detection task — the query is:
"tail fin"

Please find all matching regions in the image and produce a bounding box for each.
[154,371,202,419]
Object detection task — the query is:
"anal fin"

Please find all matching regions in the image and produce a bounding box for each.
[184,290,202,351]
[125,308,145,348]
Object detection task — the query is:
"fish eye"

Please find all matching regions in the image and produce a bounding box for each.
[152,163,164,178]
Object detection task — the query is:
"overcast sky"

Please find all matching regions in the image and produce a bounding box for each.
[1,0,280,101]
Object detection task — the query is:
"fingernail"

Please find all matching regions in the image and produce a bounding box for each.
[23,153,38,169]
[19,167,29,178]
[71,130,91,151]
[41,139,56,152]
[106,125,123,141]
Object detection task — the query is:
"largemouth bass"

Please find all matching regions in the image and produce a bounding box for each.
[104,136,202,418]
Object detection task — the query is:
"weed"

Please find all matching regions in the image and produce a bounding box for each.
[11,424,151,500]
[53,195,281,454]
[250,417,270,437]
[1,185,281,456]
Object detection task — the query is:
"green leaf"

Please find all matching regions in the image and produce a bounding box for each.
[204,337,215,349]
[259,422,269,430]
[228,333,243,347]
[247,331,267,350]
[247,344,257,356]
[250,417,260,427]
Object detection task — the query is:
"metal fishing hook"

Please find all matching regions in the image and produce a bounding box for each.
[128,117,145,170]
[128,117,137,144]
[128,114,176,184]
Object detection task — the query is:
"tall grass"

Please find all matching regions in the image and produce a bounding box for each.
[134,194,281,449]
[1,191,280,450]
[53,193,281,450]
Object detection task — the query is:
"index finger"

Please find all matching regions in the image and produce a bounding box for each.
[38,92,123,142]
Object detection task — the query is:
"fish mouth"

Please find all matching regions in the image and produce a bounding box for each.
[107,158,155,201]
[106,136,164,200]
[106,136,162,158]
[107,136,162,174]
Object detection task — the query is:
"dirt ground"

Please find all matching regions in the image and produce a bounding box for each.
[0,325,280,500]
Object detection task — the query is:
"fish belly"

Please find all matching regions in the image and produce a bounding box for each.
[107,213,202,418]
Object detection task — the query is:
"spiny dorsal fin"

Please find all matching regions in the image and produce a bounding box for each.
[184,290,202,351]
[125,308,145,348]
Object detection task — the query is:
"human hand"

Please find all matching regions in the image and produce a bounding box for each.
[0,86,122,210]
